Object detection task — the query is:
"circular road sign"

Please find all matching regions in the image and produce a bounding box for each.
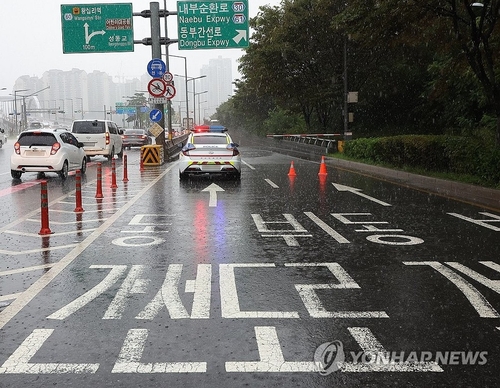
[147,58,167,78]
[148,78,167,98]
[163,71,174,83]
[165,84,176,100]
[149,109,162,122]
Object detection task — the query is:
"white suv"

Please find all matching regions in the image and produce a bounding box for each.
[71,119,123,161]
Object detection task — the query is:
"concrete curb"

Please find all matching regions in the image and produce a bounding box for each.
[327,157,500,211]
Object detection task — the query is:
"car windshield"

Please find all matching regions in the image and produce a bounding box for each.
[193,135,228,145]
[72,121,105,134]
[17,133,56,146]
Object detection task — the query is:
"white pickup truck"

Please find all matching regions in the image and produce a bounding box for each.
[0,128,7,148]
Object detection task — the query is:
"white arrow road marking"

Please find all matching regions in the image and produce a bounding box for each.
[202,183,225,207]
[233,30,247,44]
[84,23,105,44]
[332,183,391,207]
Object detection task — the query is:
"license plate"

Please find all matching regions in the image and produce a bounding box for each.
[26,150,45,156]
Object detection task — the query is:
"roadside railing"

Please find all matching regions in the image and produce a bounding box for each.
[266,133,342,153]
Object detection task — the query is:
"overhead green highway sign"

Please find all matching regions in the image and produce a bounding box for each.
[61,3,134,53]
[176,0,249,50]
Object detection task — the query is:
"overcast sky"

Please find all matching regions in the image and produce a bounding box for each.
[0,0,279,93]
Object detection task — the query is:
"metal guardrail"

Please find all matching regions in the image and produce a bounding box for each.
[266,133,342,152]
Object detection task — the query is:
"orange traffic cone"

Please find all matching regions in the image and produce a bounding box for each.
[288,161,297,177]
[318,156,328,176]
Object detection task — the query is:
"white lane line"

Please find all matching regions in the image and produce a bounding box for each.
[25,218,107,225]
[3,229,97,237]
[264,179,279,188]
[0,293,22,302]
[242,160,255,170]
[0,164,176,330]
[0,190,84,235]
[0,244,78,256]
[0,264,54,276]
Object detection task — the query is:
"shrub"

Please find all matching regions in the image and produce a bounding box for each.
[344,135,500,187]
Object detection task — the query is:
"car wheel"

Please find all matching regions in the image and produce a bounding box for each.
[11,170,22,179]
[58,161,69,180]
[107,147,115,161]
[80,158,87,175]
[233,172,241,180]
[86,155,91,162]
[117,146,124,159]
[179,171,188,181]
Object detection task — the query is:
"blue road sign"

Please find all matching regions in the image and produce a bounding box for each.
[147,58,167,78]
[149,109,162,122]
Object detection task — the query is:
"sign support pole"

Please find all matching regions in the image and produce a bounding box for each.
[164,0,173,142]
[150,2,166,158]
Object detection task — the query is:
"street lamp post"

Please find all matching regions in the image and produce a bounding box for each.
[195,91,208,124]
[59,99,65,123]
[189,76,206,126]
[198,100,207,124]
[76,97,84,119]
[17,86,51,130]
[169,54,190,130]
[13,89,28,134]
[66,98,74,122]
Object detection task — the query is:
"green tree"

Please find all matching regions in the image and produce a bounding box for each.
[335,0,500,145]
[239,0,346,132]
[124,93,148,129]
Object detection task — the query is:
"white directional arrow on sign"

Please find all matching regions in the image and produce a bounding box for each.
[332,183,392,207]
[233,30,247,44]
[84,23,105,44]
[202,183,225,207]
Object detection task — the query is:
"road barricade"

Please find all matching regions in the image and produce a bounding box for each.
[141,145,164,166]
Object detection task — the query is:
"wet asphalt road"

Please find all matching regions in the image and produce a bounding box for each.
[0,144,499,387]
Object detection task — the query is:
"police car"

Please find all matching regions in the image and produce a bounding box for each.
[178,125,241,180]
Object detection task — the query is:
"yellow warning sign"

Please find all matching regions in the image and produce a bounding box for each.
[141,145,164,165]
[148,123,164,138]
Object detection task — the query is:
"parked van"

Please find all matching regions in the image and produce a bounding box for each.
[71,119,123,161]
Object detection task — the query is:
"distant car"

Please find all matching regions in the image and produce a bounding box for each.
[178,125,241,180]
[10,128,87,180]
[121,128,152,149]
[28,121,43,130]
[70,119,123,161]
